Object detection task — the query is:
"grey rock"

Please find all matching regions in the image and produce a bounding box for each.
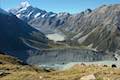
[0,70,8,77]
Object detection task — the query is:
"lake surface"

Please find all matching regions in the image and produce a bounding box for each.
[39,60,120,70]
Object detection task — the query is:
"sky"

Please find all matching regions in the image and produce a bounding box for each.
[0,0,120,13]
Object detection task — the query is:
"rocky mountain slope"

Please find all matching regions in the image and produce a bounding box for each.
[9,1,58,34]
[0,8,48,61]
[10,2,120,53]
[0,8,116,65]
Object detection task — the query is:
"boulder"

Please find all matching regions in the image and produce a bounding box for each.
[0,70,8,77]
[111,64,117,68]
[80,74,96,80]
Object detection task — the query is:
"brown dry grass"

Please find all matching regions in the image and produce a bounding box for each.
[0,54,120,80]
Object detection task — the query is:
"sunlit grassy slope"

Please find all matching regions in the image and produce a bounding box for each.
[0,53,120,80]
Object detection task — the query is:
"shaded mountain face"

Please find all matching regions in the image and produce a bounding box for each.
[0,8,48,61]
[10,2,120,53]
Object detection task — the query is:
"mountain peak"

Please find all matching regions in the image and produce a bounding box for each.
[0,8,10,15]
[20,1,31,8]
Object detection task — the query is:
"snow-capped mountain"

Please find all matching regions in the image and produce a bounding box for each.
[10,1,120,53]
[9,1,70,34]
[9,1,57,22]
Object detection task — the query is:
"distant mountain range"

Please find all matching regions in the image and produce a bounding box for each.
[9,1,120,53]
[0,8,48,61]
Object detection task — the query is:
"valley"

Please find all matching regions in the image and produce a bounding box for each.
[1,0,120,68]
[0,1,120,80]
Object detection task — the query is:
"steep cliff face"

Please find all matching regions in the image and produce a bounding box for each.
[27,48,115,65]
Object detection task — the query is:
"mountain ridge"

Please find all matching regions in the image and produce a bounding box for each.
[9,3,120,53]
[0,8,48,62]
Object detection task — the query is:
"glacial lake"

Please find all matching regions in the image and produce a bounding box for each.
[39,60,120,70]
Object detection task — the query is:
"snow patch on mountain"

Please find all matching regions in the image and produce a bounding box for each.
[18,7,28,12]
[34,13,41,18]
[17,1,31,13]
[49,14,56,17]
[41,14,46,18]
[27,11,33,17]
[16,14,21,18]
[20,1,31,8]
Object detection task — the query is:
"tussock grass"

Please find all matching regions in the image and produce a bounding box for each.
[0,54,120,80]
